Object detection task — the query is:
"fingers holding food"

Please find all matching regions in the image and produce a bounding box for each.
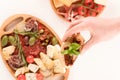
[62,33,84,66]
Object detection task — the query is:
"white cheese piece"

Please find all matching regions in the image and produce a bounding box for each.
[44,74,64,80]
[34,58,47,71]
[15,22,25,32]
[28,64,39,73]
[40,52,54,70]
[2,45,15,60]
[54,59,66,73]
[53,50,61,60]
[54,44,61,51]
[53,45,66,67]
[47,45,55,58]
[53,44,62,59]
[44,76,54,80]
[47,45,59,59]
[2,45,15,54]
[25,73,37,80]
[47,44,63,60]
[54,74,65,80]
[54,52,66,67]
[47,45,66,67]
[40,70,52,77]
[94,0,106,5]
[15,67,29,77]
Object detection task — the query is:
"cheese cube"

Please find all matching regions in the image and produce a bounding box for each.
[47,45,59,59]
[15,67,29,77]
[47,45,62,60]
[54,59,66,73]
[2,45,15,54]
[28,64,39,73]
[40,70,52,77]
[25,73,37,80]
[15,22,25,32]
[53,45,61,59]
[2,46,15,60]
[34,58,47,71]
[47,45,55,58]
[40,52,54,70]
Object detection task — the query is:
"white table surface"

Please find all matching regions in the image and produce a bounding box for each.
[0,0,120,80]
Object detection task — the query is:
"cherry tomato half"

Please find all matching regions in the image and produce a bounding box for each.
[95,4,104,13]
[85,1,94,8]
[36,73,44,80]
[26,55,34,63]
[78,6,87,16]
[87,10,97,16]
[17,74,26,80]
[91,11,97,16]
[38,23,44,30]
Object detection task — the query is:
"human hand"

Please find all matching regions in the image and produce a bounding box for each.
[63,17,120,53]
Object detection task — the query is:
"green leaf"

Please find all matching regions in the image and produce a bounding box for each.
[62,50,69,54]
[62,42,81,56]
[15,34,27,66]
[14,29,39,38]
[21,53,27,66]
[72,50,80,55]
[70,43,80,50]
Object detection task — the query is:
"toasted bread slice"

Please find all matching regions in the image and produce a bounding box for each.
[58,0,73,7]
[57,0,78,7]
[53,0,64,8]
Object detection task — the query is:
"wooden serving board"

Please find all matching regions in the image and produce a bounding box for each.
[0,14,69,80]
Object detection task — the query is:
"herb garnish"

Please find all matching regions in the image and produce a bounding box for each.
[15,34,27,66]
[62,42,81,56]
[14,29,39,38]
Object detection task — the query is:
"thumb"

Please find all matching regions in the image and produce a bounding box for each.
[62,22,89,41]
